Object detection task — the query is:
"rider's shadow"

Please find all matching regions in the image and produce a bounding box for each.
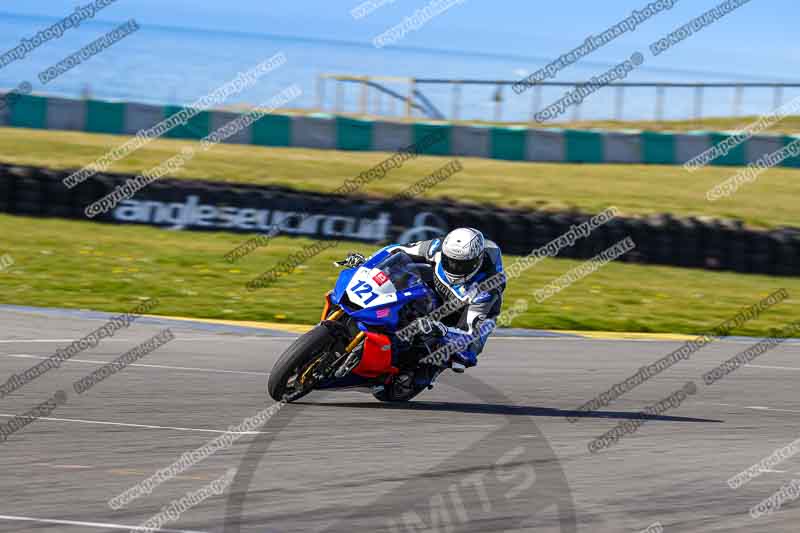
[294,400,723,423]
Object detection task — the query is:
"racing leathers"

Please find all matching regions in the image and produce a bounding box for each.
[389,237,505,369]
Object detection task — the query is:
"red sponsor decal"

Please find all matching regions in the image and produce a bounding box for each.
[372,271,389,286]
[376,308,390,318]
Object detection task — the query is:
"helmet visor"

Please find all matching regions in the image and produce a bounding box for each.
[441,254,482,277]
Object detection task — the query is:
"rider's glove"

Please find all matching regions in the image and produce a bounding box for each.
[334,252,366,268]
[411,317,448,339]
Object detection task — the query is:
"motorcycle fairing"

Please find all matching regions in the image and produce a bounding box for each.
[331,246,435,329]
[351,332,398,378]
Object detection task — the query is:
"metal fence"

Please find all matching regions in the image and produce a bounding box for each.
[316,74,800,124]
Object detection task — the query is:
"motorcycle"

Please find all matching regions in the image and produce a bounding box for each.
[267,247,445,403]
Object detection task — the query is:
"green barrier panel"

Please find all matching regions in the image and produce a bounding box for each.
[640,131,676,165]
[490,127,526,161]
[336,117,373,151]
[163,105,211,140]
[782,136,800,168]
[85,100,125,134]
[252,114,291,146]
[709,133,747,166]
[10,94,47,129]
[412,123,451,156]
[565,130,604,163]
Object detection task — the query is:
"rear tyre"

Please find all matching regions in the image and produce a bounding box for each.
[372,387,424,403]
[372,371,425,403]
[373,364,443,402]
[268,325,334,402]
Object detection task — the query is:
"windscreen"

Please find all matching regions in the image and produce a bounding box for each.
[373,251,425,291]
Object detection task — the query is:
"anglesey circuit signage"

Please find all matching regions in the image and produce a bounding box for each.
[111,194,447,244]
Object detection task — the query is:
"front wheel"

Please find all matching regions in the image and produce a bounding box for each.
[268,324,335,402]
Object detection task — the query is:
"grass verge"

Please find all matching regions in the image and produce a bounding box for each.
[0,214,797,337]
[451,115,800,134]
[0,127,799,229]
[224,108,800,134]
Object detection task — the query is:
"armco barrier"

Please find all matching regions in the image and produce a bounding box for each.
[0,163,798,277]
[4,92,800,167]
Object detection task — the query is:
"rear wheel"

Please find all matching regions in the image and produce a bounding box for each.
[372,366,441,403]
[372,386,424,403]
[268,325,335,402]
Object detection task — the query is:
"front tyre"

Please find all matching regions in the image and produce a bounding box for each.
[268,325,334,402]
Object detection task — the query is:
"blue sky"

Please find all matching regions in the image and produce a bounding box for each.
[1,0,796,81]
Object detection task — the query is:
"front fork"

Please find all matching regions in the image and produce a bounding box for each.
[318,291,366,379]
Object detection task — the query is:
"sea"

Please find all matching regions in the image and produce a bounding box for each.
[0,12,795,124]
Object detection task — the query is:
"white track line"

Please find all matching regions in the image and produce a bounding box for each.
[0,514,207,532]
[31,463,93,469]
[0,339,189,343]
[746,364,800,371]
[0,339,80,343]
[0,337,284,343]
[0,413,270,435]
[1,353,269,376]
[699,402,800,415]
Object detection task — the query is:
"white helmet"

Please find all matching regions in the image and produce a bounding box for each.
[440,227,485,284]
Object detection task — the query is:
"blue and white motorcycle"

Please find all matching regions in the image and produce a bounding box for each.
[268,247,452,403]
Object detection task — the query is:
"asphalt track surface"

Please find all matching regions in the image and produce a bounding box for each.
[0,307,799,532]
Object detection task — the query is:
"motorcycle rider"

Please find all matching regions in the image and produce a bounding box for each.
[338,227,505,400]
